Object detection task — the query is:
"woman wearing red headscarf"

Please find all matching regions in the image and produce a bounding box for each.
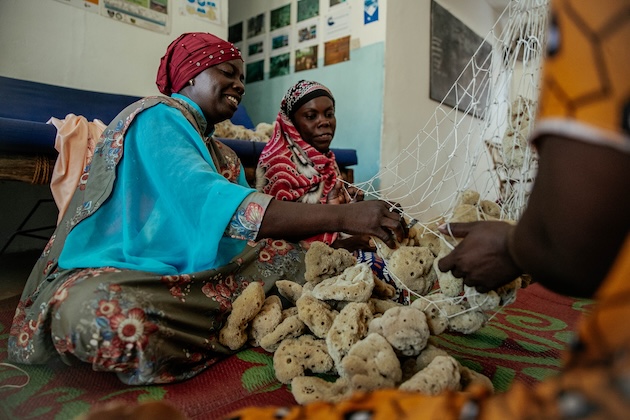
[7,33,406,385]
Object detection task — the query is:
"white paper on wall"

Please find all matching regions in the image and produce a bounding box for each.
[101,0,171,34]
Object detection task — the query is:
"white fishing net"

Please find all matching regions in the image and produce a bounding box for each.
[359,0,548,225]
[348,0,551,324]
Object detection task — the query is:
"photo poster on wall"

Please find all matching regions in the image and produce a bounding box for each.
[270,3,291,31]
[364,0,378,24]
[270,53,291,79]
[53,0,100,13]
[297,0,320,23]
[247,36,266,61]
[429,0,491,118]
[270,3,291,56]
[296,18,319,45]
[247,12,265,38]
[228,21,243,43]
[295,45,318,72]
[271,31,291,55]
[101,0,171,33]
[246,60,265,83]
[324,35,350,66]
[180,0,221,25]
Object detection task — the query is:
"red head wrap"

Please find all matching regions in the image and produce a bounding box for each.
[156,32,242,96]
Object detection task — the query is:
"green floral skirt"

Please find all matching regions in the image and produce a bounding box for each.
[9,239,305,385]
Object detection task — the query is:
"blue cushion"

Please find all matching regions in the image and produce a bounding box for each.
[230,104,255,130]
[219,137,357,168]
[0,76,141,124]
[0,117,57,154]
[0,77,356,169]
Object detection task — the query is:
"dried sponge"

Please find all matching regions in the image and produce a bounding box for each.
[369,306,430,357]
[304,241,357,285]
[273,334,334,384]
[387,246,436,295]
[434,244,463,297]
[290,376,352,405]
[276,280,303,305]
[311,263,375,302]
[218,281,265,350]
[340,333,402,392]
[296,293,338,339]
[249,295,283,347]
[399,355,461,395]
[326,302,373,368]
[259,313,306,352]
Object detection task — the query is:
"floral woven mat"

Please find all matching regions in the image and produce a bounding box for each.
[0,283,592,419]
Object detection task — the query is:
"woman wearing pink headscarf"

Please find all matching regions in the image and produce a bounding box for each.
[8,33,406,385]
[257,80,407,303]
[257,80,345,247]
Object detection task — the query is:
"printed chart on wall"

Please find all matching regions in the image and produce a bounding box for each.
[101,0,171,33]
[180,0,221,25]
[364,0,378,24]
[53,0,100,13]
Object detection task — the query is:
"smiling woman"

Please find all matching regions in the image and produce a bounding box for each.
[7,33,406,386]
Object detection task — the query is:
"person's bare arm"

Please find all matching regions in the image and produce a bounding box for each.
[439,135,630,298]
[510,135,630,296]
[257,199,405,249]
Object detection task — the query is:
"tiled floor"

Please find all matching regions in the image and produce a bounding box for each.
[0,249,40,300]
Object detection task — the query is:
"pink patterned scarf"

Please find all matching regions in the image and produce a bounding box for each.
[256,83,340,246]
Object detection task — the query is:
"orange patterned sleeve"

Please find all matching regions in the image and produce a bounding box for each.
[532,0,630,153]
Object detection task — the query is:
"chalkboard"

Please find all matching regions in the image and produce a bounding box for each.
[430,1,492,118]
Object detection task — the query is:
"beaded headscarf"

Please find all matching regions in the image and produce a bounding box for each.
[156,32,242,96]
[280,80,335,120]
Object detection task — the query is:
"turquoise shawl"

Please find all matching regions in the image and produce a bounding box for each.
[59,94,255,274]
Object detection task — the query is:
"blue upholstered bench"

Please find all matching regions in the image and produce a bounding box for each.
[0,76,358,185]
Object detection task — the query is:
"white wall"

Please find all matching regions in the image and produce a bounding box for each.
[0,0,229,96]
[381,0,500,214]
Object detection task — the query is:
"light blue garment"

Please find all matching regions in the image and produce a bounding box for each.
[59,94,255,275]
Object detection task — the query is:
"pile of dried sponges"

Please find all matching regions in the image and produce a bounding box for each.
[217,231,528,404]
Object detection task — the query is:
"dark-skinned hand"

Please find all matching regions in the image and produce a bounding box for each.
[337,200,407,249]
[437,221,522,293]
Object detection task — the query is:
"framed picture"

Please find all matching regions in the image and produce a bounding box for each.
[325,36,350,66]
